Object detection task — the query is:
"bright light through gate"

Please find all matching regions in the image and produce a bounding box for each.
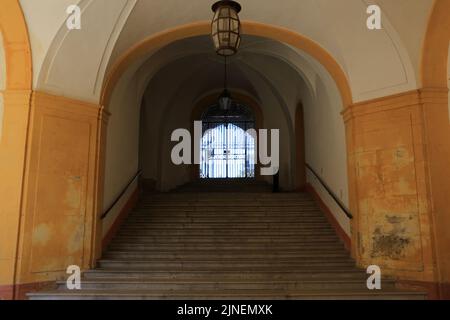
[200,123,255,179]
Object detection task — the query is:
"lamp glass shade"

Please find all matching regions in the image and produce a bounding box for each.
[211,1,241,56]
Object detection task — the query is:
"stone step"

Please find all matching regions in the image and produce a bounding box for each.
[102,251,351,260]
[144,193,309,199]
[129,212,325,218]
[137,206,320,212]
[82,269,368,281]
[127,215,328,220]
[107,243,346,251]
[130,211,325,216]
[121,221,332,226]
[135,206,321,211]
[123,223,330,228]
[27,289,427,300]
[120,222,332,228]
[30,189,423,300]
[54,279,397,291]
[139,202,317,207]
[136,203,318,212]
[145,198,312,202]
[141,196,313,200]
[126,216,327,222]
[105,247,347,253]
[116,230,337,237]
[110,239,341,247]
[97,259,355,269]
[141,194,311,198]
[144,200,312,204]
[115,233,339,240]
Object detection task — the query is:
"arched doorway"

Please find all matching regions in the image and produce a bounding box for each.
[200,103,256,179]
[190,91,265,183]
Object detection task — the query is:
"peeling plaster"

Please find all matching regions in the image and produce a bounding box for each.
[371,214,413,260]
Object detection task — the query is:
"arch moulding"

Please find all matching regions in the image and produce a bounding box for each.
[0,0,33,300]
[419,0,450,296]
[101,21,353,109]
[0,0,32,91]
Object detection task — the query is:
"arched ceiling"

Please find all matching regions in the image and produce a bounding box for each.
[141,34,346,125]
[19,0,434,103]
[136,35,334,166]
[134,35,332,130]
[137,34,348,191]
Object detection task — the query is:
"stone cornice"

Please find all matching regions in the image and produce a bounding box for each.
[31,91,106,121]
[342,88,448,122]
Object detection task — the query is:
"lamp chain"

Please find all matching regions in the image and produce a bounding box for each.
[224,56,228,91]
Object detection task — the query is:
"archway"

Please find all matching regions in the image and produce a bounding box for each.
[420,0,450,295]
[101,21,352,108]
[200,103,256,179]
[97,26,351,254]
[99,23,351,200]
[3,0,449,299]
[189,91,265,183]
[0,0,33,300]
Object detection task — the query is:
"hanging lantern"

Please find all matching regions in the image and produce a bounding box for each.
[211,0,242,56]
[218,89,232,111]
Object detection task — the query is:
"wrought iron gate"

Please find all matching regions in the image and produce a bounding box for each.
[199,103,255,179]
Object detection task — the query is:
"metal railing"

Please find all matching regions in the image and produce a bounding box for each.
[305,163,353,220]
[100,170,142,220]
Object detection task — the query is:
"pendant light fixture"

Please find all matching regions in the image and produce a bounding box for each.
[211,0,242,57]
[211,1,242,111]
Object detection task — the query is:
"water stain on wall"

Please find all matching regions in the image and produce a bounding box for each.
[371,214,412,260]
[32,224,51,246]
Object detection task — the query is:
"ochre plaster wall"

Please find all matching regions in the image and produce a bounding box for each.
[0,31,5,138]
[10,92,106,299]
[343,91,437,283]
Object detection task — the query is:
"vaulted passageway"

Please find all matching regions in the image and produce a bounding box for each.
[1,0,449,300]
[26,29,417,299]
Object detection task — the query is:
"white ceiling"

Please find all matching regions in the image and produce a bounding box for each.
[17,0,434,103]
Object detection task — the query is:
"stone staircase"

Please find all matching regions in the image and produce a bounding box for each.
[174,179,273,193]
[28,190,426,300]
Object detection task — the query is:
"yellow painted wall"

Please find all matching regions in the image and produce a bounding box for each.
[448,44,450,123]
[13,92,105,287]
[344,91,438,282]
[0,31,5,139]
[0,90,31,289]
